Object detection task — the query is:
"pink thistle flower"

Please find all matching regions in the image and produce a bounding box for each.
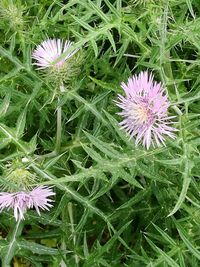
[32,39,77,69]
[116,71,177,149]
[0,186,55,221]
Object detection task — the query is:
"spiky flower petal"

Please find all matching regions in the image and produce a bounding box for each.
[32,39,77,69]
[0,186,55,221]
[116,71,177,149]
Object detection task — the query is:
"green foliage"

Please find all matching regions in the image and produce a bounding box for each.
[0,0,200,266]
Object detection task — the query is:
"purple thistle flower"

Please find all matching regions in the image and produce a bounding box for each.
[116,71,177,149]
[32,39,78,69]
[0,186,55,221]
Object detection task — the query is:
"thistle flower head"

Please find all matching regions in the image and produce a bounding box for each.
[32,38,82,88]
[0,1,24,30]
[0,186,55,221]
[32,39,78,70]
[116,71,177,149]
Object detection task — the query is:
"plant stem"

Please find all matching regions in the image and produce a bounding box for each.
[55,101,62,154]
[60,205,68,267]
[55,83,65,154]
[2,220,23,267]
[68,202,79,266]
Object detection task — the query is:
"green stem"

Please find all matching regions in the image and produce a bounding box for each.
[60,202,79,266]
[2,220,23,267]
[34,85,64,160]
[68,202,79,266]
[55,83,65,154]
[60,206,68,267]
[55,102,62,154]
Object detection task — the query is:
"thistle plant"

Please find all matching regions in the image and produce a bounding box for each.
[0,0,199,266]
[32,38,80,154]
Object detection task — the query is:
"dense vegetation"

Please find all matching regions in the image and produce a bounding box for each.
[0,0,200,266]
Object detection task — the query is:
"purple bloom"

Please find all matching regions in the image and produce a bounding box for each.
[32,39,77,69]
[116,71,177,149]
[0,186,55,221]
